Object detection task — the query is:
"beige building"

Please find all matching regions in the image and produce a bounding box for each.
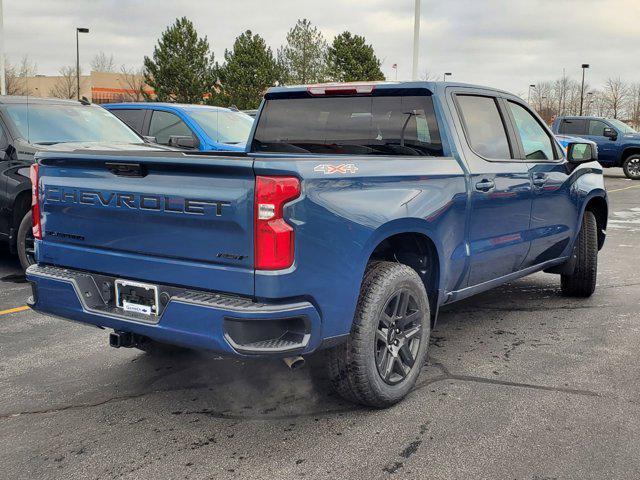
[13,71,154,104]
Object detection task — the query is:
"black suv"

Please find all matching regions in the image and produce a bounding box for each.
[0,96,170,269]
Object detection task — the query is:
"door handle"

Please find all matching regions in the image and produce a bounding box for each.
[475,179,495,192]
[532,173,548,187]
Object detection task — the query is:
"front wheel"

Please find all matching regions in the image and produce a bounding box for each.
[622,155,640,180]
[17,211,36,271]
[325,261,431,408]
[561,211,598,297]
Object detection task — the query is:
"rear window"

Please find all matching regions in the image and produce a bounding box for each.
[559,119,586,135]
[252,95,443,156]
[110,109,145,133]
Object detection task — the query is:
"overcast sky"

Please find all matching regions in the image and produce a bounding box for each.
[4,0,639,95]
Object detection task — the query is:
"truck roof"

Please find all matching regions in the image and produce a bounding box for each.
[266,80,514,97]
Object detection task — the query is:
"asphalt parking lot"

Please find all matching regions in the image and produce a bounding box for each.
[1,169,639,480]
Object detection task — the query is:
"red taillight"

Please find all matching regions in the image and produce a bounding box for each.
[29,163,42,240]
[254,176,301,270]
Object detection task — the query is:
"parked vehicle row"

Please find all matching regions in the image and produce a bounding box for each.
[26,81,607,408]
[552,115,640,180]
[0,97,173,269]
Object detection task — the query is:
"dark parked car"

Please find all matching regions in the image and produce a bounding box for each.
[0,96,171,269]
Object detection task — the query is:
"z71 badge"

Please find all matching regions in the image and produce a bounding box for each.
[314,164,359,175]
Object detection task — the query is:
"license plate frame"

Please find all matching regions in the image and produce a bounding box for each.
[114,279,160,317]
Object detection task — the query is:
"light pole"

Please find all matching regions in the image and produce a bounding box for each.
[443,72,452,82]
[528,84,535,104]
[411,0,421,80]
[76,27,89,100]
[579,63,589,116]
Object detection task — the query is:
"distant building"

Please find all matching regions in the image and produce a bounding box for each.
[15,71,154,103]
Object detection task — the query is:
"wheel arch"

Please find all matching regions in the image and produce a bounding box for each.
[583,194,608,251]
[364,224,443,326]
[621,146,640,164]
[11,188,31,245]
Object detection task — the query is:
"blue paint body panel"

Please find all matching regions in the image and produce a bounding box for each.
[28,82,608,356]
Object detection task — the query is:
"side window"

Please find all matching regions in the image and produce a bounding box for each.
[457,95,511,159]
[559,119,586,135]
[588,120,609,136]
[508,101,556,161]
[110,109,145,134]
[148,110,194,145]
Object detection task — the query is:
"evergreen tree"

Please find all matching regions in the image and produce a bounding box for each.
[143,17,215,103]
[214,30,281,109]
[278,19,327,84]
[327,32,385,82]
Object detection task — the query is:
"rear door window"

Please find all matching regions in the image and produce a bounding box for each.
[559,119,586,135]
[456,95,511,159]
[252,95,443,156]
[110,109,145,134]
[149,110,194,145]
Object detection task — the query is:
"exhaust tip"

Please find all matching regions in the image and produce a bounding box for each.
[283,356,305,370]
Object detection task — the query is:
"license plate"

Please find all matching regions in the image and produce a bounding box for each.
[115,279,159,317]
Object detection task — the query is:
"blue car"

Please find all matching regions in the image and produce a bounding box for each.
[555,134,597,155]
[28,81,607,407]
[105,103,254,152]
[552,116,640,179]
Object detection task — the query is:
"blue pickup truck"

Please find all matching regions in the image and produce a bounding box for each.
[27,82,607,407]
[552,116,640,179]
[104,103,253,152]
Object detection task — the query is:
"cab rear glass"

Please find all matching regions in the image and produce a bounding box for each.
[251,95,443,156]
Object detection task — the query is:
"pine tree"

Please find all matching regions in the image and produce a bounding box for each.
[214,30,281,109]
[278,19,327,84]
[143,17,215,103]
[327,32,385,82]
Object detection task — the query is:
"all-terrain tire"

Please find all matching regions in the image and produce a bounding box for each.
[622,155,640,180]
[325,261,431,408]
[561,210,598,297]
[17,211,36,271]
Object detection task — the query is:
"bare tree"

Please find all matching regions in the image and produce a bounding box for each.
[91,52,116,73]
[602,78,627,119]
[5,56,37,95]
[421,71,440,81]
[50,66,79,99]
[119,65,147,101]
[628,83,640,128]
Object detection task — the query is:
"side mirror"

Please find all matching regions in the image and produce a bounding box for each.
[567,142,597,164]
[168,135,197,149]
[142,135,158,144]
[603,127,617,140]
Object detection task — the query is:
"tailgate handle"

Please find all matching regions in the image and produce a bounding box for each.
[105,162,147,177]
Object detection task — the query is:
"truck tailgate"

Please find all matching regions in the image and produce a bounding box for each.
[36,151,255,295]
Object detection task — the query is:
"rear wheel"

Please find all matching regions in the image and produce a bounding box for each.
[17,211,36,271]
[325,261,431,408]
[622,155,640,180]
[561,210,598,297]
